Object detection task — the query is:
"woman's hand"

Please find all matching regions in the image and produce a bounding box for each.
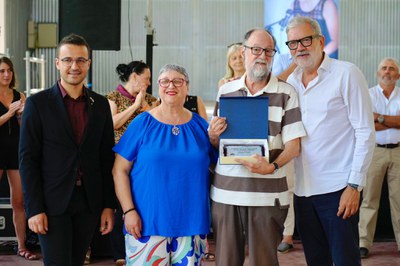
[124,210,142,239]
[8,100,21,116]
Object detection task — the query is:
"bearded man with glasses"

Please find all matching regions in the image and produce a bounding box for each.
[208,28,306,266]
[285,16,375,266]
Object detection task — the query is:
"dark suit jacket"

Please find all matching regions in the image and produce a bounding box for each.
[19,83,116,218]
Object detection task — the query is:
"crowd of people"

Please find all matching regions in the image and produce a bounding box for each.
[0,14,398,266]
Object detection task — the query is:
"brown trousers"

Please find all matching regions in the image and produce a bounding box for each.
[212,201,287,266]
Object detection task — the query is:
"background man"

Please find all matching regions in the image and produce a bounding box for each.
[19,33,116,265]
[208,28,306,266]
[285,16,375,266]
[359,57,400,258]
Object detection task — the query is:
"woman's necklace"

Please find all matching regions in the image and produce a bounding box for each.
[171,115,181,136]
[160,108,184,136]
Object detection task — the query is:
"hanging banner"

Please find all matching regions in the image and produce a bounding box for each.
[264,0,339,60]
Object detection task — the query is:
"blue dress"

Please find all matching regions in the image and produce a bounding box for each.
[114,112,217,237]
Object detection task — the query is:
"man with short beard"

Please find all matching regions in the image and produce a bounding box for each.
[359,57,400,259]
[285,16,375,266]
[208,28,306,266]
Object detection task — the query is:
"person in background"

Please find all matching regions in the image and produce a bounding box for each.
[107,61,158,143]
[103,60,158,266]
[184,94,208,121]
[19,33,116,265]
[359,57,400,259]
[112,64,217,265]
[273,53,297,81]
[218,43,245,88]
[0,57,37,260]
[285,16,375,265]
[208,28,306,266]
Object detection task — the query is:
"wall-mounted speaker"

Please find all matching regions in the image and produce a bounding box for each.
[59,0,121,51]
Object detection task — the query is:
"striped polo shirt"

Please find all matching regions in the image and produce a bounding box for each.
[211,74,306,207]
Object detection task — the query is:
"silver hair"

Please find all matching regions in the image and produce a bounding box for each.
[158,64,190,83]
[378,57,400,72]
[286,15,322,36]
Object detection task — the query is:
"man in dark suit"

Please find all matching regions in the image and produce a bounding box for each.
[19,33,116,265]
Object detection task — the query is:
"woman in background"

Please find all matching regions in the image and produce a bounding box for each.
[0,57,38,260]
[184,95,208,121]
[113,64,217,265]
[107,60,158,143]
[218,43,245,88]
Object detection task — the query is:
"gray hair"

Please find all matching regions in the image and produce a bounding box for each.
[286,16,322,36]
[158,64,190,84]
[378,57,399,72]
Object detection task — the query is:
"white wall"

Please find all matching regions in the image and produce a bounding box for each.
[5,0,400,100]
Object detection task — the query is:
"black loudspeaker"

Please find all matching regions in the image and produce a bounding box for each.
[59,0,121,50]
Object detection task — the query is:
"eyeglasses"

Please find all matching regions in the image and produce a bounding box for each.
[285,35,321,50]
[59,57,90,67]
[227,42,243,48]
[243,45,276,57]
[158,78,186,88]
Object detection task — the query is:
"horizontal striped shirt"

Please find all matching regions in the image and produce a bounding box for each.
[211,74,306,207]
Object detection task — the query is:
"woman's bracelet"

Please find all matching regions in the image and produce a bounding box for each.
[123,207,136,216]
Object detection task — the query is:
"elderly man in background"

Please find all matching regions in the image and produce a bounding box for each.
[359,57,400,259]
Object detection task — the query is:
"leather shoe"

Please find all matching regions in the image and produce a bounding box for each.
[360,247,369,258]
[277,242,294,253]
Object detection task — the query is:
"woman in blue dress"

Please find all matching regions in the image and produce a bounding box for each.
[112,64,217,265]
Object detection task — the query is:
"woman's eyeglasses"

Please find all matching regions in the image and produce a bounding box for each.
[158,78,187,88]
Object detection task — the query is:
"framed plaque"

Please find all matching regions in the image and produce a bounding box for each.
[218,97,269,165]
[219,139,269,164]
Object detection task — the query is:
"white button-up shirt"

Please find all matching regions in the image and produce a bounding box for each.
[369,85,400,145]
[287,55,375,197]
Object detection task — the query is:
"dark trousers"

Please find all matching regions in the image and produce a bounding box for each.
[38,187,99,266]
[110,204,125,261]
[294,189,361,266]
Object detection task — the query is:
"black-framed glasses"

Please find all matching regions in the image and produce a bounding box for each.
[158,78,186,88]
[227,42,243,48]
[59,57,90,67]
[285,35,321,50]
[243,45,276,57]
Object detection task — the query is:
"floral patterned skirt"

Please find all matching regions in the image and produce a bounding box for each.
[125,234,207,265]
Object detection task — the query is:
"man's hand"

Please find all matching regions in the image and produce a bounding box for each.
[28,213,48,234]
[99,208,114,235]
[337,186,360,219]
[235,154,275,175]
[208,116,227,147]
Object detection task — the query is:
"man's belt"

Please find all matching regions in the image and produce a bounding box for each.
[377,143,399,149]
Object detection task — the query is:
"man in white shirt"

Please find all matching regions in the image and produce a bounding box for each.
[359,57,400,258]
[285,16,375,266]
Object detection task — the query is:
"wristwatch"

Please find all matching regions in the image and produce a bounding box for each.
[377,114,385,124]
[348,183,363,192]
[272,162,279,173]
